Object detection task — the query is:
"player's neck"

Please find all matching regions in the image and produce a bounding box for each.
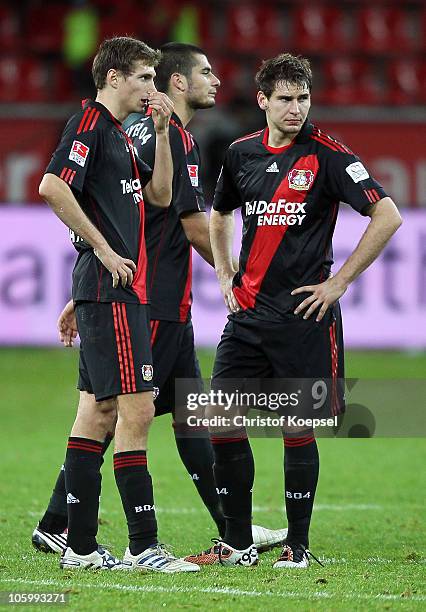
[172,98,194,128]
[267,125,297,148]
[95,92,128,123]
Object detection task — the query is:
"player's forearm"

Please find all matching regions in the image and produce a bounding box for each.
[144,132,172,207]
[39,173,110,252]
[181,212,214,267]
[334,197,402,288]
[209,209,236,278]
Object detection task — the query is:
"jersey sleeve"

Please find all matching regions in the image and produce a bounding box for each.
[325,150,388,215]
[135,153,153,188]
[45,112,98,193]
[213,148,241,212]
[170,129,205,217]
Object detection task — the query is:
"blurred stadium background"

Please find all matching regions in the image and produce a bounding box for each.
[0,0,425,355]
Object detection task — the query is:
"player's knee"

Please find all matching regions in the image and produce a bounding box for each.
[117,392,155,433]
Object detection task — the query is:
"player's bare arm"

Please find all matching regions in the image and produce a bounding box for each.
[143,92,174,207]
[181,211,215,267]
[210,209,241,313]
[292,197,402,321]
[57,299,78,347]
[39,173,136,288]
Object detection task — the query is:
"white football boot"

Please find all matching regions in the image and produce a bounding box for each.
[123,544,200,573]
[60,546,125,570]
[252,524,288,553]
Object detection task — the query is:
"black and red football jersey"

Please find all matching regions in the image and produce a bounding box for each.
[213,121,388,319]
[46,100,153,304]
[125,112,205,322]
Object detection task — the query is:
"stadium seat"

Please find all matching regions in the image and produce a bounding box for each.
[389,59,425,105]
[0,56,49,102]
[357,7,416,53]
[292,5,353,53]
[24,3,67,55]
[324,58,387,106]
[0,5,21,51]
[226,4,285,53]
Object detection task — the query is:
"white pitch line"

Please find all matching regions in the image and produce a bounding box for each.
[1,578,425,603]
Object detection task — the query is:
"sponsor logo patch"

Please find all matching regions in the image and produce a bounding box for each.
[69,140,89,167]
[288,168,314,191]
[345,161,369,183]
[187,164,199,187]
[142,364,153,381]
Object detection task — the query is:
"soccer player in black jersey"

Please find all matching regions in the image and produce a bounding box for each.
[33,43,287,562]
[37,37,199,572]
[185,53,402,568]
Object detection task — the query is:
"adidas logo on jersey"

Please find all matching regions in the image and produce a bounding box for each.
[67,493,80,504]
[266,162,279,173]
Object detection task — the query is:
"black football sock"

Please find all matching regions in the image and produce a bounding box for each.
[283,432,319,548]
[173,423,225,538]
[64,437,103,555]
[39,432,114,533]
[211,429,254,550]
[114,451,158,555]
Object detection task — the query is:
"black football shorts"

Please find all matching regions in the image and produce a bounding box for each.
[212,304,345,417]
[150,318,203,417]
[76,301,153,401]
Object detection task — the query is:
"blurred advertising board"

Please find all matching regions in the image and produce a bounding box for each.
[0,207,425,348]
[0,119,425,206]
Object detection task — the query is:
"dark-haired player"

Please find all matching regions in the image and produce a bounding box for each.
[185,53,402,568]
[38,36,199,572]
[33,42,287,561]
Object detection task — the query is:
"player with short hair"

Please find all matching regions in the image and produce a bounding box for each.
[38,36,199,572]
[185,53,402,568]
[33,42,287,563]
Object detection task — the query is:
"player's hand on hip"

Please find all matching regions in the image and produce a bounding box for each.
[94,246,136,289]
[219,274,241,314]
[291,277,347,322]
[57,299,78,347]
[149,92,174,133]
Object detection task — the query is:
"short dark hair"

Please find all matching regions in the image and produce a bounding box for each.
[92,37,160,90]
[155,42,206,93]
[255,53,312,98]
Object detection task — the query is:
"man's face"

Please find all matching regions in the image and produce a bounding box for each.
[118,60,157,114]
[260,81,311,136]
[186,54,220,109]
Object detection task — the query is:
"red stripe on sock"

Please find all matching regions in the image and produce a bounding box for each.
[284,437,315,447]
[67,442,103,453]
[210,436,248,444]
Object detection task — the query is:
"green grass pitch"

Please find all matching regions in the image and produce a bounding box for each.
[1,348,425,611]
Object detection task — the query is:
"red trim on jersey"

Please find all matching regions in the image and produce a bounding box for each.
[179,245,192,322]
[371,189,380,202]
[89,110,100,131]
[77,108,90,134]
[60,167,67,179]
[112,302,128,393]
[83,108,96,132]
[150,320,160,347]
[262,128,295,154]
[312,127,352,154]
[311,134,340,152]
[233,154,319,310]
[150,208,169,293]
[232,130,262,145]
[68,170,76,186]
[364,189,374,204]
[120,303,136,393]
